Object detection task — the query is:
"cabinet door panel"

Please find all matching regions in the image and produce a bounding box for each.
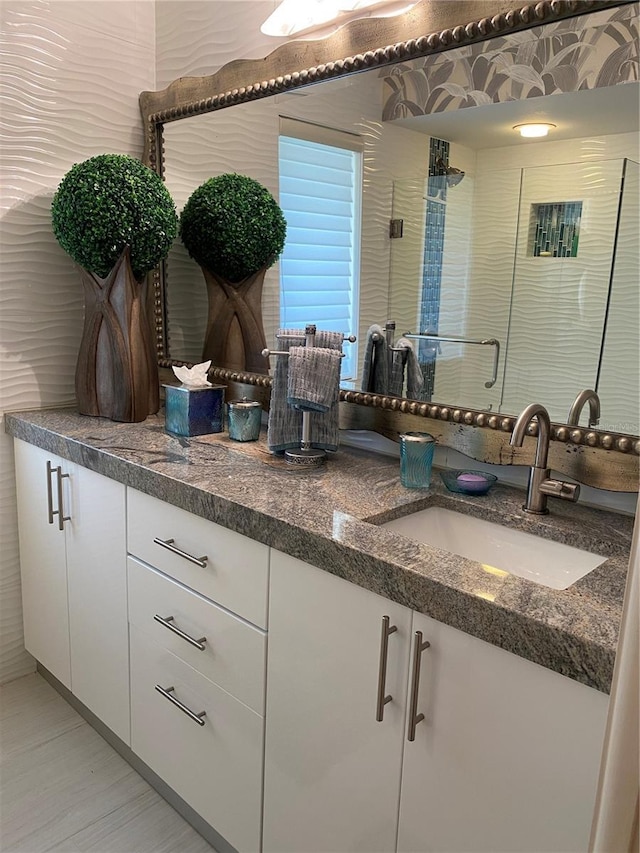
[66,464,129,743]
[14,440,70,687]
[398,611,609,853]
[263,550,412,853]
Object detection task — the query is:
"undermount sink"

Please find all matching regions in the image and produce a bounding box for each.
[381,506,606,590]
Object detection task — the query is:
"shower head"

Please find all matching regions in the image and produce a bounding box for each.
[435,156,465,187]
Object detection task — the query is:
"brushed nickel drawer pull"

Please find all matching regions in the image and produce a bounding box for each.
[46,461,55,524]
[407,630,431,742]
[55,468,70,531]
[47,462,70,530]
[154,614,207,651]
[376,615,398,722]
[153,537,208,568]
[155,684,206,726]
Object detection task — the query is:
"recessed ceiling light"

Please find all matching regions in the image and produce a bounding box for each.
[513,123,557,138]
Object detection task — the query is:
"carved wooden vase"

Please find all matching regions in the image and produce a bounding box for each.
[76,247,159,422]
[201,266,270,375]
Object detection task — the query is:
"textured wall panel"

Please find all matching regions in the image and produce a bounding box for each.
[501,160,622,423]
[155,0,286,89]
[597,160,640,435]
[0,0,155,683]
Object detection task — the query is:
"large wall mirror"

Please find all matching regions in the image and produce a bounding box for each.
[141,0,639,482]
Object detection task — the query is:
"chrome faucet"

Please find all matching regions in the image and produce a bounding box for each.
[510,403,580,515]
[567,389,600,428]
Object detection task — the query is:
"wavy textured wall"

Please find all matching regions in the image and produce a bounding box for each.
[0,0,155,683]
[598,160,640,434]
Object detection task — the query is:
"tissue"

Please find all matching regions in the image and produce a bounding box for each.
[172,360,212,388]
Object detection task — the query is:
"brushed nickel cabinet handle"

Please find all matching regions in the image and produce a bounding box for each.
[153,537,208,568]
[46,461,55,524]
[47,462,70,530]
[154,614,207,651]
[376,615,398,722]
[55,468,70,531]
[155,684,206,726]
[407,630,431,742]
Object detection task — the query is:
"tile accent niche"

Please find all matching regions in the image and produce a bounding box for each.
[529,201,583,258]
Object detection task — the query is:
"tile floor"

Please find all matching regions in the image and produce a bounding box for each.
[0,673,217,853]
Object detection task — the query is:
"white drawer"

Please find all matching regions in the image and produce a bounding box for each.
[128,557,266,715]
[127,488,269,628]
[130,626,263,853]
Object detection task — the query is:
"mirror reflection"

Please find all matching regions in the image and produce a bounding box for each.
[162,3,639,434]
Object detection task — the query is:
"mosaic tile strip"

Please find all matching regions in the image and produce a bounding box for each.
[419,138,450,398]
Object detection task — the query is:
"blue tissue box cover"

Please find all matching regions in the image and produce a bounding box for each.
[164,385,225,436]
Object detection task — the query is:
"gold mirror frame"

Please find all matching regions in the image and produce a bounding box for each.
[140,0,639,490]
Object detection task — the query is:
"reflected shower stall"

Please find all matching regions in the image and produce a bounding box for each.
[389,157,639,432]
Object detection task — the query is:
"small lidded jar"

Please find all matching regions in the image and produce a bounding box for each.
[227,398,262,442]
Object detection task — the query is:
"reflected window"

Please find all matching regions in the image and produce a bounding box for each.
[278,118,362,379]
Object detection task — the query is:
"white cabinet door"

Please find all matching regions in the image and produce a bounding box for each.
[263,550,412,853]
[14,440,71,687]
[14,439,129,743]
[397,610,610,853]
[66,463,129,743]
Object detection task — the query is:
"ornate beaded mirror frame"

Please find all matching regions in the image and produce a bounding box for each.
[140,0,639,490]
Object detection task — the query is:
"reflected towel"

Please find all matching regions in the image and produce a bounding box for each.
[361,324,390,395]
[389,345,407,397]
[393,337,424,400]
[287,346,342,413]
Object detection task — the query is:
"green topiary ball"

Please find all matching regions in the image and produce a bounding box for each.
[179,173,287,283]
[51,154,177,281]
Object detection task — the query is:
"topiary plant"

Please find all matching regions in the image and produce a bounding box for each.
[51,153,177,281]
[179,173,286,283]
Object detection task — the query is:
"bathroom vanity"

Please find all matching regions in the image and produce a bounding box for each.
[6,409,633,853]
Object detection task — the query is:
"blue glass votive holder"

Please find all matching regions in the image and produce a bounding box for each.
[399,432,436,489]
[227,398,262,441]
[164,384,225,437]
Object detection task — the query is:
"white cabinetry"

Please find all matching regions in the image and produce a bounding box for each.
[14,439,129,743]
[397,610,609,853]
[127,488,268,853]
[264,550,610,853]
[263,548,412,853]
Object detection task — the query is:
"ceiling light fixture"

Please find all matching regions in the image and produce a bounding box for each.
[260,0,419,39]
[513,122,557,138]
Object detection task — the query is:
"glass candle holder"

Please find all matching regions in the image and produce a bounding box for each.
[399,432,436,489]
[227,398,262,441]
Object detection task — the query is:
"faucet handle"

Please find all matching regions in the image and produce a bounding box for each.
[539,479,580,502]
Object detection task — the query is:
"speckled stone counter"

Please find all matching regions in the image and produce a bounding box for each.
[6,408,634,694]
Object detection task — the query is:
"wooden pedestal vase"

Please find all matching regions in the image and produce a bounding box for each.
[76,248,159,422]
[201,266,269,375]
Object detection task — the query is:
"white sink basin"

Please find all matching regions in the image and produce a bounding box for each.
[381,506,606,590]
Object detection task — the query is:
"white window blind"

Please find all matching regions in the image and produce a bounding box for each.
[279,118,362,380]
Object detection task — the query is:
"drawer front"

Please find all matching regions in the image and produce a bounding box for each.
[130,626,263,853]
[128,557,266,714]
[127,488,269,628]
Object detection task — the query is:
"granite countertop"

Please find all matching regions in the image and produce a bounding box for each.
[6,408,634,694]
